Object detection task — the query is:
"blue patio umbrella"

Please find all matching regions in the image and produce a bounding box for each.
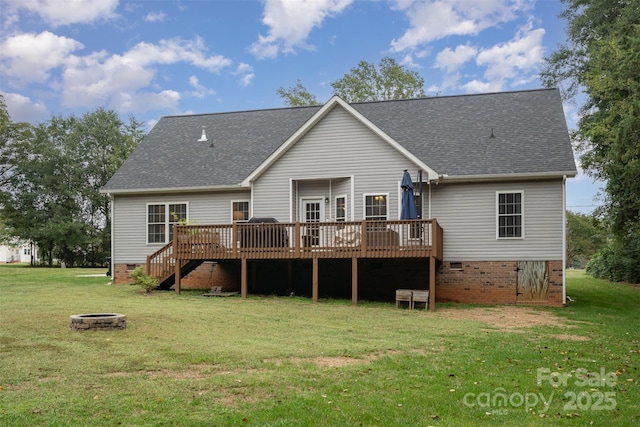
[400,170,418,220]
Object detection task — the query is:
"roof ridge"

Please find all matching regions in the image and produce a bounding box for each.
[161,104,321,120]
[160,88,558,119]
[349,87,558,107]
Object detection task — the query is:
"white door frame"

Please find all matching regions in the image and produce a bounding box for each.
[300,197,324,247]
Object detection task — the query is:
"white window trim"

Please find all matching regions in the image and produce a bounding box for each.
[299,197,326,222]
[496,190,524,240]
[146,202,189,245]
[334,194,347,221]
[230,200,251,222]
[363,193,389,220]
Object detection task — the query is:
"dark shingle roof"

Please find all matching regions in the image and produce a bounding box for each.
[353,88,576,177]
[103,88,576,192]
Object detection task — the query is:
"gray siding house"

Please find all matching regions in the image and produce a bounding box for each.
[102,88,576,307]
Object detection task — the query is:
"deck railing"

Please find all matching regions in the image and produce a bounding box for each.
[171,219,443,261]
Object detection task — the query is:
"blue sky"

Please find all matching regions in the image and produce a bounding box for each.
[0,0,602,213]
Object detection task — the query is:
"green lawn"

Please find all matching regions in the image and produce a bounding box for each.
[0,266,638,426]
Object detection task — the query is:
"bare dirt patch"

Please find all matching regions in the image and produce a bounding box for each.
[546,333,591,341]
[429,305,569,332]
[266,355,374,368]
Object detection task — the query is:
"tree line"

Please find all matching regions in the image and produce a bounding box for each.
[542,0,640,283]
[0,95,144,267]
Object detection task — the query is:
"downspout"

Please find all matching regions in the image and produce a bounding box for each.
[350,174,355,221]
[328,178,332,221]
[562,175,567,305]
[289,178,294,222]
[109,194,114,279]
[428,180,432,219]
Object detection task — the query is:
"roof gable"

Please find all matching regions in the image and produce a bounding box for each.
[241,96,439,186]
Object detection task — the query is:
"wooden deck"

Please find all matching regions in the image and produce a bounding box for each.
[147,219,443,310]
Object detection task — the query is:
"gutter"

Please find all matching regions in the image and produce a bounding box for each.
[437,171,578,183]
[99,184,246,196]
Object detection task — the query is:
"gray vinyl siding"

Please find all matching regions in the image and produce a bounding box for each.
[252,106,419,221]
[112,190,250,264]
[431,180,565,261]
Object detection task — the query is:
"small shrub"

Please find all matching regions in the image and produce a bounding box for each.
[130,267,159,293]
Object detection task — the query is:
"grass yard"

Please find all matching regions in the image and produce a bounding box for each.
[0,266,638,426]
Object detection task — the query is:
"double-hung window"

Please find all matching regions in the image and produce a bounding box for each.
[364,194,388,231]
[147,203,188,244]
[232,201,250,222]
[364,194,388,221]
[497,191,523,238]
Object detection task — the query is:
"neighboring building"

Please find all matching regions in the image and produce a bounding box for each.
[102,89,577,307]
[0,241,38,264]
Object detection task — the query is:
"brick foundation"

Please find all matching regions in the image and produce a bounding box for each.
[436,260,564,307]
[113,262,239,290]
[113,259,565,306]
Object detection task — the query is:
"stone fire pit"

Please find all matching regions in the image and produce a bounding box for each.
[69,313,126,331]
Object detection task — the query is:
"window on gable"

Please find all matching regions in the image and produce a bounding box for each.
[147,203,188,244]
[497,192,523,238]
[365,194,387,221]
[232,201,250,222]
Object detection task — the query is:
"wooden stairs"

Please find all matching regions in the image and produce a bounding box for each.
[146,241,205,290]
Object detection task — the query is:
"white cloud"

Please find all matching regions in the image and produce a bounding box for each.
[110,90,181,113]
[1,91,48,123]
[60,37,232,111]
[476,26,545,82]
[434,43,478,73]
[390,0,533,52]
[2,0,119,26]
[124,38,231,73]
[0,30,233,115]
[234,63,255,87]
[188,76,216,98]
[461,79,503,93]
[0,31,83,84]
[144,11,167,23]
[250,0,353,59]
[439,23,545,93]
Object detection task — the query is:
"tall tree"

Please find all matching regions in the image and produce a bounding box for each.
[566,211,606,268]
[276,80,320,107]
[0,94,32,190]
[541,0,640,282]
[0,108,143,266]
[331,57,426,103]
[277,57,426,106]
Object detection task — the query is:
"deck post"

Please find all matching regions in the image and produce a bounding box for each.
[232,223,238,257]
[174,224,181,295]
[429,255,436,311]
[351,257,358,306]
[174,259,181,295]
[312,257,318,303]
[295,222,301,258]
[241,258,248,299]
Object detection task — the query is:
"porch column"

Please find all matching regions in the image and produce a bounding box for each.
[429,256,436,311]
[351,257,358,306]
[312,257,318,303]
[241,258,248,299]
